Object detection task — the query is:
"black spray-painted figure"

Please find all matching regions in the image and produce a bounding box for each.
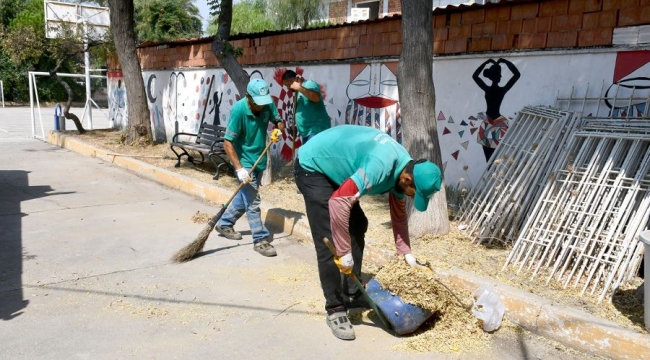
[209,90,222,126]
[472,58,520,161]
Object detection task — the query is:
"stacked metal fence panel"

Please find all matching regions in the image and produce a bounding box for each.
[455,106,580,246]
[504,126,650,302]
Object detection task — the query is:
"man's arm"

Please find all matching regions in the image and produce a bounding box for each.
[290,78,321,103]
[223,140,242,170]
[269,103,286,131]
[329,178,360,256]
[389,192,412,254]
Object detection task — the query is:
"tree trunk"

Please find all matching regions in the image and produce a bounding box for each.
[211,0,249,95]
[398,0,449,237]
[50,71,85,134]
[107,0,153,144]
[212,0,275,182]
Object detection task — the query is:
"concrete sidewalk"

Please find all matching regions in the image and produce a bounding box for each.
[42,129,650,360]
[1,124,419,359]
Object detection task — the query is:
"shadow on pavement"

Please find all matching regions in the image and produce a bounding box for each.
[0,170,71,320]
[265,207,304,237]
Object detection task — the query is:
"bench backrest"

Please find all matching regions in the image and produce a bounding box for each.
[196,123,226,147]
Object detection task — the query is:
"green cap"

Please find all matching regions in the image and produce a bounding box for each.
[413,161,442,211]
[247,78,273,105]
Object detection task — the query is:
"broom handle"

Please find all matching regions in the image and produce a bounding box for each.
[291,91,297,160]
[323,237,361,283]
[323,237,392,329]
[212,140,274,219]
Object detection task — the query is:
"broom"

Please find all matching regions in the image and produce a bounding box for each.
[171,139,275,263]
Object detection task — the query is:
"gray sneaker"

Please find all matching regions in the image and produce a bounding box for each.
[253,240,277,257]
[214,225,242,240]
[326,311,355,340]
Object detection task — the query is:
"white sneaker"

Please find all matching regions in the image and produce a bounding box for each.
[326,311,355,340]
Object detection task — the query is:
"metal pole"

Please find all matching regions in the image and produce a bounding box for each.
[0,80,4,107]
[636,232,650,330]
[29,73,35,138]
[84,20,93,130]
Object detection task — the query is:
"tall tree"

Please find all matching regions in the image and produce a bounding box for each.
[397,0,449,236]
[268,0,324,29]
[1,0,100,131]
[0,0,24,26]
[208,0,250,95]
[135,0,202,42]
[107,0,153,144]
[207,0,275,35]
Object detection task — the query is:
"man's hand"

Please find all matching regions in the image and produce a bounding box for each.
[289,77,304,92]
[271,129,282,143]
[405,253,431,271]
[333,253,353,275]
[236,168,250,183]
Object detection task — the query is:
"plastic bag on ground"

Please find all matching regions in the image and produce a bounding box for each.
[471,285,506,332]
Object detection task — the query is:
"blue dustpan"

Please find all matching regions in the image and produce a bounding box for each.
[365,278,434,335]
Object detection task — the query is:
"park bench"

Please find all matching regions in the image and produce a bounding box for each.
[170,123,233,180]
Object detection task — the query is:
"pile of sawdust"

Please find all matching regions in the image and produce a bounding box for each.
[108,299,170,318]
[374,259,491,353]
[266,263,317,284]
[190,211,212,223]
[375,258,459,311]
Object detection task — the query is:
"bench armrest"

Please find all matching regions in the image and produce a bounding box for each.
[210,139,226,153]
[172,132,198,143]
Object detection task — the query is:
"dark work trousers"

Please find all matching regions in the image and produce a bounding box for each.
[294,159,368,314]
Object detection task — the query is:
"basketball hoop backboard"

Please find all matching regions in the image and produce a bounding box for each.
[45,1,110,40]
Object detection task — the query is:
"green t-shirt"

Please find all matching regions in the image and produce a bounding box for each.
[224,97,281,171]
[298,125,411,196]
[295,80,331,138]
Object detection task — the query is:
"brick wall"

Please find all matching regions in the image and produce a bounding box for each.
[329,1,348,25]
[134,0,650,70]
[387,0,401,15]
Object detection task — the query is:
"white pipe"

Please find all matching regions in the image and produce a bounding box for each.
[28,71,105,78]
[84,20,93,130]
[33,74,45,139]
[29,73,35,138]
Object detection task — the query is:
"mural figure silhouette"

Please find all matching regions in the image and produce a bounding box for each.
[209,90,223,126]
[472,58,520,161]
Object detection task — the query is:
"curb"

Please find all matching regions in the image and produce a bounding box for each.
[48,131,650,359]
[48,131,315,241]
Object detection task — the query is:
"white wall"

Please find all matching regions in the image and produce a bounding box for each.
[432,52,618,189]
[109,48,650,188]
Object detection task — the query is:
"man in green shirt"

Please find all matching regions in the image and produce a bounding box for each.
[214,78,285,257]
[281,70,331,144]
[294,125,442,340]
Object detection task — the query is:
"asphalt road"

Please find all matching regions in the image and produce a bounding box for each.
[0,106,599,359]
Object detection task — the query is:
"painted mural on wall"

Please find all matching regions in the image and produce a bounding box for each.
[606,50,650,117]
[271,67,303,161]
[345,62,402,142]
[107,49,650,188]
[130,63,403,163]
[471,58,520,162]
[107,71,126,129]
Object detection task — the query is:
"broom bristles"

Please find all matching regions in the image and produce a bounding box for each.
[170,223,213,262]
